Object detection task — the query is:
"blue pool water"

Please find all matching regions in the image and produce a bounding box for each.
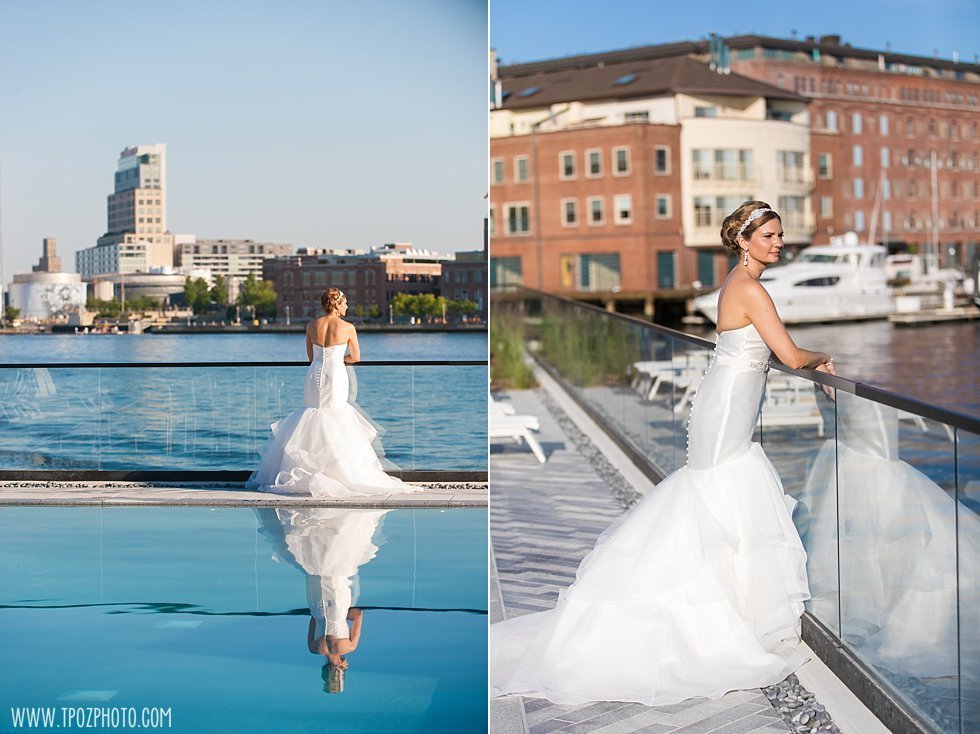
[0,507,488,733]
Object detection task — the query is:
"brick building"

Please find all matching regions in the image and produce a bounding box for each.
[490,34,980,311]
[725,34,979,264]
[441,248,488,320]
[263,243,444,321]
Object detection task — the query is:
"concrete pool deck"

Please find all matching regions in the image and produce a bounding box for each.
[0,481,487,508]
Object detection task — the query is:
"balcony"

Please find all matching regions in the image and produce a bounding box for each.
[495,289,979,734]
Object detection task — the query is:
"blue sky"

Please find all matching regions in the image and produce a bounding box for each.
[0,0,487,284]
[492,0,980,66]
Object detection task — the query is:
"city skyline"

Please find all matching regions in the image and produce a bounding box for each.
[0,0,488,286]
[491,0,979,66]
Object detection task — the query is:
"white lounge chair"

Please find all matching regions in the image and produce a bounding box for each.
[490,413,546,463]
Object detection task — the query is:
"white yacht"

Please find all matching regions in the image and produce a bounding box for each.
[693,234,895,324]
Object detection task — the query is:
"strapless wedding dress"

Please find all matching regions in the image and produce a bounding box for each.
[490,323,810,706]
[246,344,419,498]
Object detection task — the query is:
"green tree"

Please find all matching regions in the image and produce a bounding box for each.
[123,295,160,314]
[446,299,478,317]
[238,273,278,319]
[392,292,443,321]
[210,274,229,306]
[183,277,211,315]
[4,305,21,322]
[86,298,122,319]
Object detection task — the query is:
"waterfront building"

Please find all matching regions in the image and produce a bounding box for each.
[175,238,293,300]
[76,144,175,279]
[724,34,979,267]
[263,243,450,320]
[8,239,86,320]
[441,248,488,319]
[490,34,979,311]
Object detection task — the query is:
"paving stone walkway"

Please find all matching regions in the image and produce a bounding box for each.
[490,387,792,734]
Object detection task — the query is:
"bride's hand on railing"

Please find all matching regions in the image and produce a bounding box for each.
[814,359,837,401]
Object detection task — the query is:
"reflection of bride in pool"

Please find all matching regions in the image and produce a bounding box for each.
[797,390,978,680]
[256,507,389,693]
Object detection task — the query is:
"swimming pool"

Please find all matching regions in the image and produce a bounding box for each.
[0,506,487,733]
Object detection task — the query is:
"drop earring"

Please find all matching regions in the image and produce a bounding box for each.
[742,249,748,266]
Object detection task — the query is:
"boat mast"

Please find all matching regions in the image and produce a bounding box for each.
[867,169,884,248]
[930,150,939,265]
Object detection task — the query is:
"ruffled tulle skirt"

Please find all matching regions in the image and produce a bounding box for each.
[490,442,809,706]
[246,402,418,498]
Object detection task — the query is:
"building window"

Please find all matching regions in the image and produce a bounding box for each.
[655,195,671,219]
[492,158,504,184]
[694,106,717,118]
[561,198,578,227]
[818,153,832,179]
[855,210,865,232]
[883,211,892,232]
[880,114,889,136]
[576,253,621,291]
[908,179,916,198]
[654,146,670,174]
[559,151,576,180]
[880,147,890,168]
[612,147,630,176]
[928,118,937,137]
[505,204,531,235]
[488,206,496,238]
[693,149,753,181]
[586,148,602,177]
[853,145,863,167]
[820,196,833,218]
[587,196,605,225]
[514,156,529,183]
[624,110,649,123]
[826,110,838,132]
[778,196,806,231]
[490,257,522,288]
[906,117,915,136]
[613,194,632,224]
[854,178,864,199]
[697,250,716,288]
[852,112,863,134]
[777,150,806,183]
[882,179,891,200]
[657,251,676,289]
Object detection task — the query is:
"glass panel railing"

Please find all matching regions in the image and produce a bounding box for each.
[761,377,841,640]
[832,392,960,733]
[512,287,979,734]
[532,295,713,477]
[0,363,486,473]
[956,428,980,734]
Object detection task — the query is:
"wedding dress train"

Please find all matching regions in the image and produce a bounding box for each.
[247,343,418,498]
[490,323,810,706]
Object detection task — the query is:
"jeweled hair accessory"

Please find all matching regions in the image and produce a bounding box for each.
[335,290,345,300]
[736,208,775,240]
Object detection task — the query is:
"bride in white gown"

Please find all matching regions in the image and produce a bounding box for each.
[247,288,420,498]
[491,201,837,706]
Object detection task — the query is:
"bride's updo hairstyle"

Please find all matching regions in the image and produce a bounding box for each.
[720,200,780,255]
[320,288,346,315]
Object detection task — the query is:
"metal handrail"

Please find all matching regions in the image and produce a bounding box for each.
[517,287,980,434]
[0,360,487,369]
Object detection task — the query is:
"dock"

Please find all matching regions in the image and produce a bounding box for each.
[888,305,979,326]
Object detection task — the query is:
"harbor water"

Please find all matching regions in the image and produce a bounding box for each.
[0,332,488,472]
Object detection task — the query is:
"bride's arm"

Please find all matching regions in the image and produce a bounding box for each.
[344,324,361,364]
[741,281,832,369]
